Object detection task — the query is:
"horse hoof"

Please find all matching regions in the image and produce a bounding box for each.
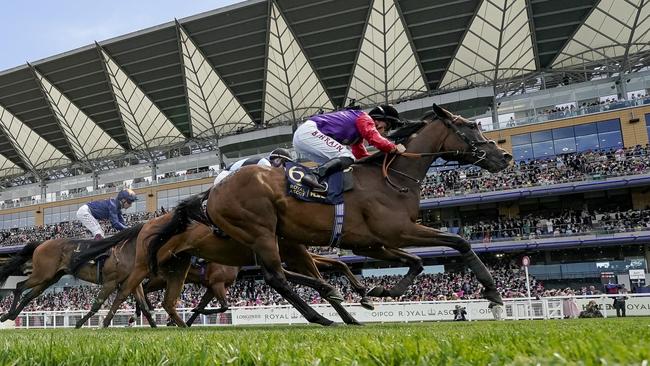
[313,316,334,326]
[324,289,344,303]
[75,322,84,329]
[484,289,504,305]
[367,286,388,297]
[360,298,375,311]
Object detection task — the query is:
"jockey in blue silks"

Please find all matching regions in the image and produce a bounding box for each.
[76,188,138,240]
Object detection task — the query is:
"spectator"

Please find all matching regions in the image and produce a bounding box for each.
[453,305,467,321]
[579,300,603,318]
[614,285,629,317]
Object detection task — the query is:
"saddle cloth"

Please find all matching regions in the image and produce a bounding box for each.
[285,162,352,205]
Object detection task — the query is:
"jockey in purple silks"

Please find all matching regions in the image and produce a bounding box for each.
[76,189,137,240]
[292,105,405,190]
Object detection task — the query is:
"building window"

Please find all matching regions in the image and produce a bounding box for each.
[510,119,623,161]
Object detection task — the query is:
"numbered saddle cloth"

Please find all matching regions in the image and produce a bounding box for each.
[284,162,352,205]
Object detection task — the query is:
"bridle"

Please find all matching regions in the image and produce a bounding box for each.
[382,114,491,193]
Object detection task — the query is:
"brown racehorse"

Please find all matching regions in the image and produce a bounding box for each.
[0,225,157,328]
[143,252,374,327]
[71,213,372,327]
[148,104,512,325]
[141,262,240,327]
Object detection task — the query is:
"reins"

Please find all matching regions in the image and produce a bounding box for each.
[381,114,489,193]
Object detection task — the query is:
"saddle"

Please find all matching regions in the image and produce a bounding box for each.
[285,162,353,205]
[94,250,110,284]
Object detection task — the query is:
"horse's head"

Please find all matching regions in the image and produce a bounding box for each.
[424,104,512,173]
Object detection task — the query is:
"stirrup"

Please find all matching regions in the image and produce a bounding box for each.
[301,174,326,191]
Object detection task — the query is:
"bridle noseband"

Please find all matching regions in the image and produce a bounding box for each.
[382,114,491,192]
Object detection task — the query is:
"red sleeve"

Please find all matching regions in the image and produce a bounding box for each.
[351,142,370,159]
[355,112,395,153]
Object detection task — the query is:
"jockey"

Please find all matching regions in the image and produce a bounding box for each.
[76,188,137,240]
[213,148,293,185]
[292,104,406,190]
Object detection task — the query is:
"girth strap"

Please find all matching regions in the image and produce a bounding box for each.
[329,203,345,248]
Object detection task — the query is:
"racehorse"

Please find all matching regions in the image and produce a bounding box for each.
[148,104,512,325]
[140,262,240,327]
[71,212,372,327]
[0,225,157,328]
[143,251,369,327]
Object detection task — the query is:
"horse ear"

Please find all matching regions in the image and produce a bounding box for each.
[431,103,449,119]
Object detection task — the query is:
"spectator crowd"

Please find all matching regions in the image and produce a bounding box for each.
[0,211,163,247]
[1,261,547,312]
[420,146,650,199]
[449,208,650,242]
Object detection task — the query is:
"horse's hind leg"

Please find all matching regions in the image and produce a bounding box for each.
[195,282,229,315]
[102,266,149,328]
[0,275,62,321]
[311,254,373,310]
[2,280,26,316]
[282,268,360,325]
[76,280,117,328]
[254,239,333,326]
[353,246,423,298]
[133,284,157,328]
[186,290,214,327]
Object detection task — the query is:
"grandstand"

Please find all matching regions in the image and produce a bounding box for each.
[0,0,650,322]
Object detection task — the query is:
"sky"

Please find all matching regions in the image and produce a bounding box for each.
[0,0,242,71]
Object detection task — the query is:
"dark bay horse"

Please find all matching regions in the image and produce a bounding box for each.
[149,104,512,325]
[143,253,373,327]
[71,212,372,327]
[142,262,240,326]
[0,225,157,328]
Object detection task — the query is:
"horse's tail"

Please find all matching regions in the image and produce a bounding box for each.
[0,241,41,287]
[148,189,211,275]
[69,223,145,275]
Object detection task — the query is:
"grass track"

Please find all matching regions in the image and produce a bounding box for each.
[0,318,649,365]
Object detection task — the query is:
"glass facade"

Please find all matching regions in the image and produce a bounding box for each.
[511,119,623,161]
[45,204,83,225]
[157,184,212,211]
[0,211,35,229]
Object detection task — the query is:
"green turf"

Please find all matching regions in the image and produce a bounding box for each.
[0,319,648,365]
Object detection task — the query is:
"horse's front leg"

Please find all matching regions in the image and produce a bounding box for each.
[397,224,503,305]
[352,246,423,298]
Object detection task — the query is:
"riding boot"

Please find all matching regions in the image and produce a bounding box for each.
[461,251,503,305]
[301,157,354,191]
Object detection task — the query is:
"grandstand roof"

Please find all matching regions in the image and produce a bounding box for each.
[0,0,648,179]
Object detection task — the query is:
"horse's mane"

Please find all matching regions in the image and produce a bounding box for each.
[356,120,427,165]
[388,121,427,144]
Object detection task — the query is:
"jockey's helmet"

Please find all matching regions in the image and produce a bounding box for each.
[269,148,293,163]
[369,104,401,130]
[117,188,138,203]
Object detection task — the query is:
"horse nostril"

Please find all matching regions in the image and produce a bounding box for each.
[503,153,513,162]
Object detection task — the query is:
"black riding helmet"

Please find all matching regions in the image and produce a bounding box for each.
[368,104,401,130]
[269,148,293,162]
